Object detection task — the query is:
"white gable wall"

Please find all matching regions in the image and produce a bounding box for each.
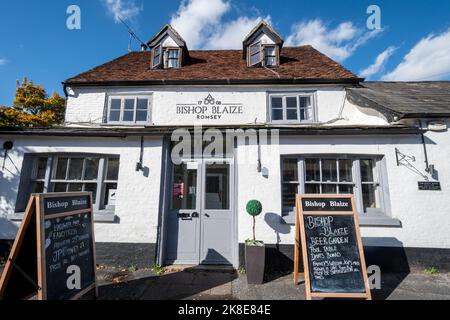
[64,86,390,127]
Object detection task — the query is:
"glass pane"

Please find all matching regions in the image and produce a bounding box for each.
[54,183,68,192]
[286,97,297,109]
[104,183,118,207]
[286,108,298,120]
[84,183,97,204]
[55,157,68,180]
[282,184,297,207]
[123,111,134,122]
[109,110,120,122]
[361,159,375,182]
[84,158,99,180]
[322,184,337,194]
[300,96,311,109]
[272,108,283,121]
[68,183,83,192]
[339,184,353,194]
[168,49,179,58]
[68,158,83,180]
[264,46,276,56]
[124,99,135,110]
[250,52,261,65]
[362,184,377,212]
[110,99,121,110]
[172,164,197,210]
[250,43,260,55]
[283,159,298,182]
[271,97,283,109]
[167,59,179,68]
[322,159,337,182]
[107,158,120,181]
[36,157,48,179]
[136,110,148,122]
[265,57,276,66]
[300,108,307,121]
[137,98,148,110]
[32,182,45,194]
[339,159,353,182]
[205,163,230,210]
[305,184,320,194]
[305,159,320,181]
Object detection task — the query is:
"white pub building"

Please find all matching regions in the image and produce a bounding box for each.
[1,23,449,272]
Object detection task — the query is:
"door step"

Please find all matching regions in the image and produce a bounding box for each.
[164,264,236,274]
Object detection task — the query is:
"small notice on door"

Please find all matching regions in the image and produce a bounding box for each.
[173,183,185,198]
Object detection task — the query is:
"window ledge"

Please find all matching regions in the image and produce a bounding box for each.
[8,211,118,223]
[281,211,401,227]
[359,215,401,227]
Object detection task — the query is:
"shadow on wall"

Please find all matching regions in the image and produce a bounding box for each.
[0,144,27,241]
[263,212,293,281]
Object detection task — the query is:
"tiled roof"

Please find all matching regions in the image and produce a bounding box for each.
[347,82,450,120]
[64,46,360,85]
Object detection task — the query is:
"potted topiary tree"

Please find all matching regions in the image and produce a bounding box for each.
[245,200,265,284]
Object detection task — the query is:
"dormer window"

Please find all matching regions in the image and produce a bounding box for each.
[148,24,190,70]
[243,21,284,68]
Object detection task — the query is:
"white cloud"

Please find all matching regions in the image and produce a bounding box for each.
[101,0,142,23]
[204,16,271,50]
[0,58,7,65]
[170,0,230,49]
[360,46,396,79]
[170,0,268,50]
[286,19,382,62]
[383,28,450,81]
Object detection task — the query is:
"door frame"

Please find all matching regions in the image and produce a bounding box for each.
[158,148,239,268]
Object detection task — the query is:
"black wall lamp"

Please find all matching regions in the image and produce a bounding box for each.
[2,141,14,170]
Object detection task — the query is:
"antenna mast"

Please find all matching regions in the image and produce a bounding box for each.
[117,16,148,52]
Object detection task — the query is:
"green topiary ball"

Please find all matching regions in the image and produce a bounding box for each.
[246,200,263,217]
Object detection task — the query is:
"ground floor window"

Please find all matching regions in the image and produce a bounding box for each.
[282,156,385,215]
[17,154,119,213]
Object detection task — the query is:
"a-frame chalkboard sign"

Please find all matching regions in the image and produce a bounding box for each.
[294,194,371,300]
[0,192,98,300]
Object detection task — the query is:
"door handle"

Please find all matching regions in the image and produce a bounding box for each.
[204,213,210,218]
[191,212,199,218]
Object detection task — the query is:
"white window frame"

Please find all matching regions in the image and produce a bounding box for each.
[152,44,162,69]
[106,94,152,124]
[263,45,278,67]
[281,155,389,217]
[248,41,263,67]
[164,47,181,69]
[269,92,317,123]
[25,155,119,213]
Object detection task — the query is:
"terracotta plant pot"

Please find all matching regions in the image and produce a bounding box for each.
[245,242,265,284]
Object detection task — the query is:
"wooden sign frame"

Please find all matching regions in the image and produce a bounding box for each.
[0,192,98,300]
[294,194,372,300]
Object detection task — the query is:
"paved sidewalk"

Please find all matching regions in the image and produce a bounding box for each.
[95,266,450,300]
[1,265,449,300]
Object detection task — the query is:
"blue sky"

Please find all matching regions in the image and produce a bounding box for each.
[1,0,450,105]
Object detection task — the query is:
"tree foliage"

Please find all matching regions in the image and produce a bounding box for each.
[0,78,65,127]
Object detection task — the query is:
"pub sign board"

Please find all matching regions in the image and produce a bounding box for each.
[0,192,97,300]
[293,194,372,300]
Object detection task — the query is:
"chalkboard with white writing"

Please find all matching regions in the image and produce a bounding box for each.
[302,214,365,293]
[0,193,97,301]
[44,212,96,300]
[294,195,371,300]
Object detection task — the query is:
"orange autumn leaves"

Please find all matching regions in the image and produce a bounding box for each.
[0,78,65,127]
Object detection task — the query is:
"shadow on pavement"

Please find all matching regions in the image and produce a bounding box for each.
[98,266,237,300]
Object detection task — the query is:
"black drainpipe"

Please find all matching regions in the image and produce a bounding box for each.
[419,120,430,172]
